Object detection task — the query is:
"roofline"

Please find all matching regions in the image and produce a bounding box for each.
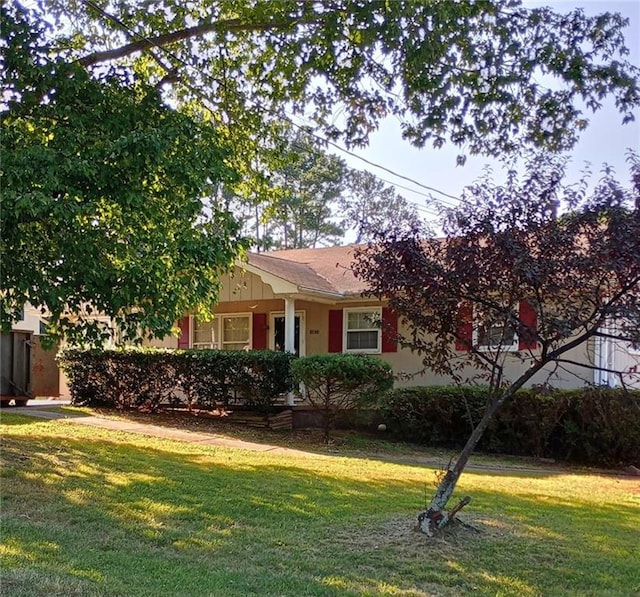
[238,260,345,299]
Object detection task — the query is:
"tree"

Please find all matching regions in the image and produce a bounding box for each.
[1,6,246,345]
[39,0,638,157]
[262,131,347,249]
[353,153,640,535]
[342,170,422,243]
[3,0,639,341]
[230,135,422,249]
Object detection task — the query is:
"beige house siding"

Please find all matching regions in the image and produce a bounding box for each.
[385,322,606,389]
[153,298,617,391]
[218,269,275,302]
[147,334,179,350]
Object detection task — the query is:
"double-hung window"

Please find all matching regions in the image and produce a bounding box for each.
[344,307,381,353]
[474,310,519,351]
[191,314,252,350]
[457,301,537,352]
[221,314,251,351]
[193,318,218,349]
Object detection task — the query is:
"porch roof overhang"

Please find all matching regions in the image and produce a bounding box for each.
[240,261,346,303]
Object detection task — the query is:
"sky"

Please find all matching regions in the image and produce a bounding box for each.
[334,0,640,223]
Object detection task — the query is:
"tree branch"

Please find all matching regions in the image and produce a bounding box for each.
[554,358,637,378]
[77,16,322,68]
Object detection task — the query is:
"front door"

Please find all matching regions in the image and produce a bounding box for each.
[271,313,305,356]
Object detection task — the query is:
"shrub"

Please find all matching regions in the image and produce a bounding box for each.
[58,348,296,413]
[58,349,177,410]
[559,388,640,466]
[291,354,394,441]
[484,388,570,458]
[379,385,640,466]
[228,350,296,413]
[379,386,489,447]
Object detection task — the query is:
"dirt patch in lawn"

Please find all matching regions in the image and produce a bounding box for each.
[324,513,522,559]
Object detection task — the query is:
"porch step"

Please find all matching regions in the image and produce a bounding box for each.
[228,409,293,430]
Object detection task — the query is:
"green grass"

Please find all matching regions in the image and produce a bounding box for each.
[1,413,638,597]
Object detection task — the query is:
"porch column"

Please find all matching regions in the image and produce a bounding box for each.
[284,297,296,354]
[284,296,296,406]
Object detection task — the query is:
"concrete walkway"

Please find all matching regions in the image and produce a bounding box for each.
[10,401,315,458]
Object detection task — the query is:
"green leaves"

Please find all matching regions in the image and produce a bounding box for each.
[292,353,394,410]
[3,0,639,345]
[59,348,296,412]
[19,1,640,157]
[1,6,246,345]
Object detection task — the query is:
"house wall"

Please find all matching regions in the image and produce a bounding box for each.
[147,334,179,349]
[207,297,598,389]
[386,318,609,390]
[612,341,640,389]
[11,303,43,335]
[202,298,340,356]
[147,269,621,390]
[218,269,275,302]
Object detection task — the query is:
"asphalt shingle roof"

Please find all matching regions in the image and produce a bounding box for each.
[248,245,366,295]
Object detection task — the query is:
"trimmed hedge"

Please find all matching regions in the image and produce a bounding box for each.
[58,348,296,413]
[379,386,640,466]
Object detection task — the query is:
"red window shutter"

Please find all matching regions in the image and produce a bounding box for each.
[252,313,268,350]
[177,316,190,349]
[381,307,398,353]
[455,303,473,351]
[519,300,538,350]
[328,309,343,353]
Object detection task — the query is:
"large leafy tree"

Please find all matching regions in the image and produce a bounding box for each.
[1,6,245,345]
[2,0,639,342]
[43,0,638,156]
[354,154,640,535]
[226,132,421,249]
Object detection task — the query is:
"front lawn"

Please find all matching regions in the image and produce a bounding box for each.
[1,413,638,596]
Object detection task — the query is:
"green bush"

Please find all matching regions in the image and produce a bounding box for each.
[379,386,640,466]
[291,354,394,441]
[559,388,640,466]
[58,348,296,413]
[379,386,489,447]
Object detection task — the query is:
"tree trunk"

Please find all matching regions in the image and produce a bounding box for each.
[417,382,527,535]
[254,204,260,251]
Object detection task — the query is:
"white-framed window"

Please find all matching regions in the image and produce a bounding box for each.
[221,314,251,351]
[474,312,519,352]
[344,307,381,353]
[193,318,218,349]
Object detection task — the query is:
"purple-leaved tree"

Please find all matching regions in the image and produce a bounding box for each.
[353,153,640,535]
